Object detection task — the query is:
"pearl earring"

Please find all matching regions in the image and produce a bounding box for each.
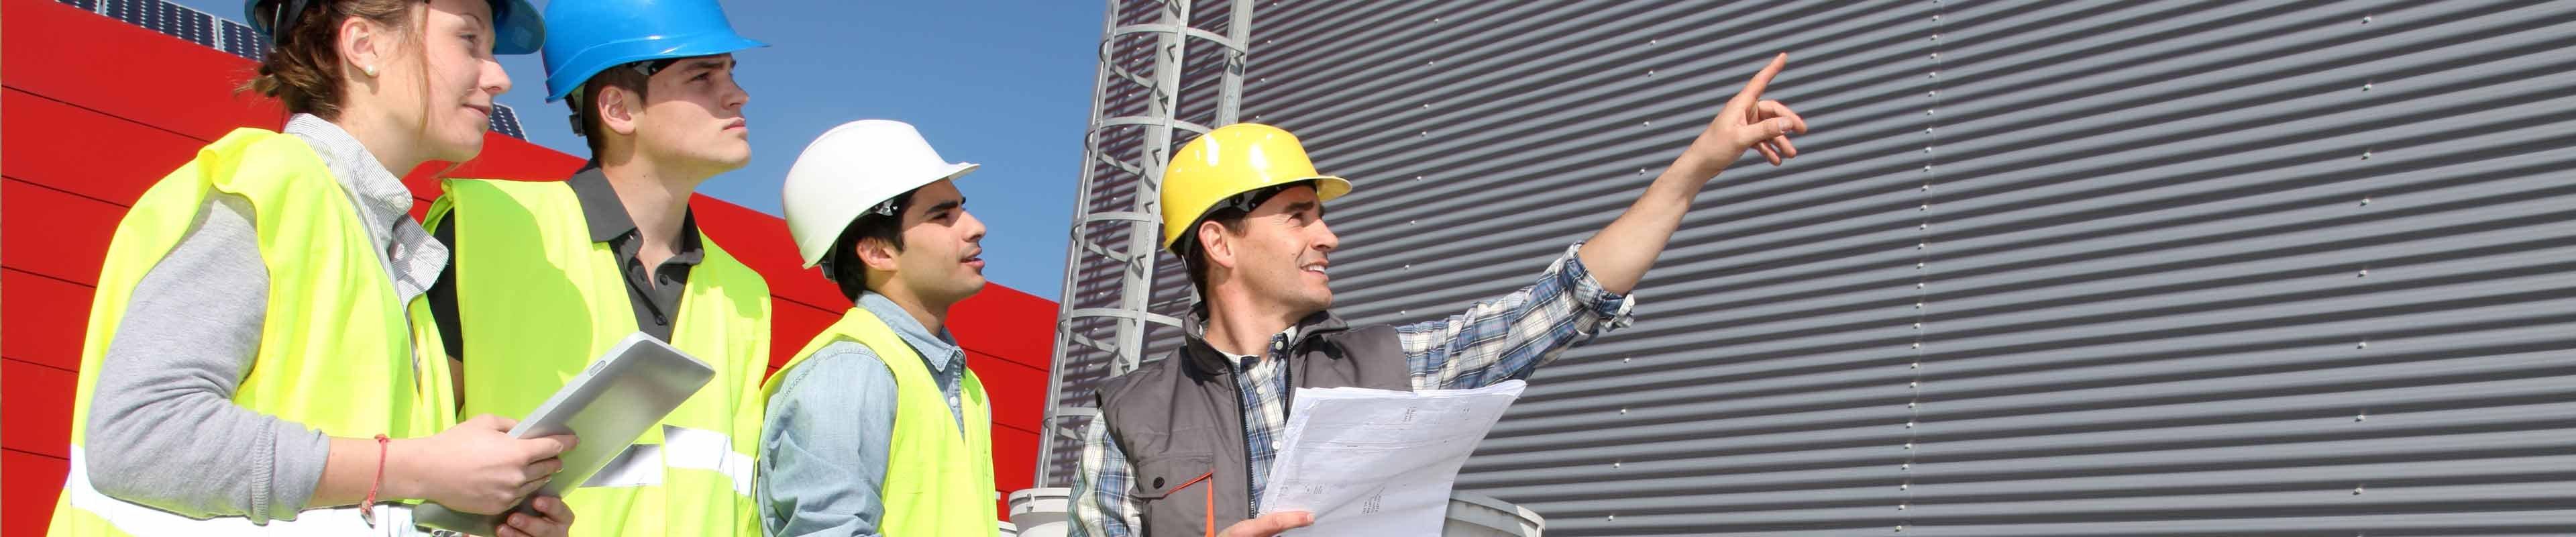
[362,65,378,77]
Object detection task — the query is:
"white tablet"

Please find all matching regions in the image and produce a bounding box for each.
[413,332,715,535]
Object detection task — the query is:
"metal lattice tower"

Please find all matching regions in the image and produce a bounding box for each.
[1034,0,1253,487]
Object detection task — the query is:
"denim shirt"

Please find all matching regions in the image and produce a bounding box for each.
[756,291,972,536]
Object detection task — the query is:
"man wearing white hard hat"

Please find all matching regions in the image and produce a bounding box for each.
[760,119,1000,536]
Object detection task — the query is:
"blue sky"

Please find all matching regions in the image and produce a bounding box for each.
[174,0,1104,301]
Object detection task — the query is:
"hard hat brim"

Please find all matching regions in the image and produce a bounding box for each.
[1160,175,1354,252]
[792,161,983,269]
[542,34,769,101]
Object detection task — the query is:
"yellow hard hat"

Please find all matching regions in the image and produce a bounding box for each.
[1158,123,1353,252]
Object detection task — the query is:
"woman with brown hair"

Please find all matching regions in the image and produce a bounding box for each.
[48,1,576,535]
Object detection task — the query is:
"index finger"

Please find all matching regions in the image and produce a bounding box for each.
[1731,53,1790,107]
[1253,511,1313,532]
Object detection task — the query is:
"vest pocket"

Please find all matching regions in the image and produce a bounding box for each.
[1132,452,1217,535]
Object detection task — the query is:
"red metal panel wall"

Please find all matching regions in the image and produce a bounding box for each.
[0,0,1059,528]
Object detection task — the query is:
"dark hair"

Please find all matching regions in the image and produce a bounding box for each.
[826,190,914,301]
[243,0,420,118]
[572,64,657,154]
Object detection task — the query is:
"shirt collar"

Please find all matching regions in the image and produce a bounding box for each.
[282,114,413,234]
[566,163,706,264]
[857,291,963,371]
[1181,305,1345,375]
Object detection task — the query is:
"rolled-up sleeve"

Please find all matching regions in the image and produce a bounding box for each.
[1397,242,1638,390]
[757,342,902,537]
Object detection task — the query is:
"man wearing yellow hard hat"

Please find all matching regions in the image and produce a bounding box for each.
[1069,54,1810,536]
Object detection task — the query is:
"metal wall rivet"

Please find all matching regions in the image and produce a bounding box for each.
[1909,401,1918,407]
[1929,52,1939,59]
[1619,407,1629,414]
[1649,38,1658,45]
[2357,268,2368,277]
[1622,356,1631,363]
[1931,34,1941,40]
[1911,362,1921,369]
[2358,340,2370,349]
[2362,83,2373,91]
[2362,15,2373,23]
[1647,68,1656,77]
[1925,146,1935,153]
[1911,342,1922,349]
[1643,120,1651,126]
[1409,219,1417,225]
[1917,242,1928,249]
[1612,461,1621,468]
[1909,381,1919,387]
[1901,462,1911,470]
[2361,150,2373,160]
[1432,17,1442,23]
[1906,421,1916,428]
[2353,485,2366,494]
[2361,197,2372,205]
[1929,71,1939,79]
[1898,503,1909,510]
[2355,411,2368,422]
[1926,108,1937,115]
[1916,302,1925,309]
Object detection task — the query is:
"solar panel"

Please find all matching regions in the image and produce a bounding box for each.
[100,0,145,28]
[55,0,98,12]
[489,104,526,140]
[219,19,265,60]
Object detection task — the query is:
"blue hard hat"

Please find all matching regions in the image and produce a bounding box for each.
[539,0,767,102]
[244,0,546,56]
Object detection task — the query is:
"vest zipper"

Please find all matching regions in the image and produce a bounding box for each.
[1234,371,1258,519]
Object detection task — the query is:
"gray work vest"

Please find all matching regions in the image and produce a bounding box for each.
[1093,311,1412,534]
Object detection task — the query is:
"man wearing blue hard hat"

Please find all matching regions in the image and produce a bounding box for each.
[421,0,773,535]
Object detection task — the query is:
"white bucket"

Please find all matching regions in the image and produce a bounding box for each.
[1445,492,1545,536]
[1008,487,1073,537]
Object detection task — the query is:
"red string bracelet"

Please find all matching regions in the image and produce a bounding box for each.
[362,434,390,527]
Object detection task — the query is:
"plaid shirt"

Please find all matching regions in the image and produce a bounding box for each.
[1071,243,1636,536]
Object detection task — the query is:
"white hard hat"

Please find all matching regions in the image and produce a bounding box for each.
[782,119,979,268]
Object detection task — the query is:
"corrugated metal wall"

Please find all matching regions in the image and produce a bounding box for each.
[1214,0,2576,534]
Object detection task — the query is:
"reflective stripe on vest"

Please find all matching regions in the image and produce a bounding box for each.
[47,128,455,536]
[427,179,770,537]
[765,307,998,537]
